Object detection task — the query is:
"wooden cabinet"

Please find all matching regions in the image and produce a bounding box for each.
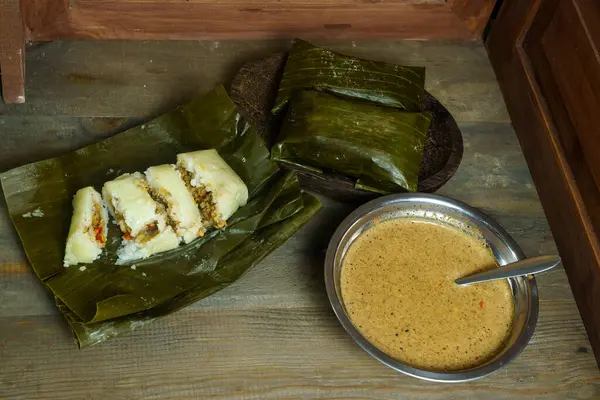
[487,0,600,366]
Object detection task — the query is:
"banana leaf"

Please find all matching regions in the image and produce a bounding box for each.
[272,39,426,114]
[1,84,322,348]
[271,90,432,193]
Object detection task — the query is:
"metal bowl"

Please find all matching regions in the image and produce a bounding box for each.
[324,193,538,382]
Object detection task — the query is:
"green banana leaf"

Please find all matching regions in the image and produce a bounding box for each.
[271,90,432,193]
[272,39,426,114]
[1,84,322,348]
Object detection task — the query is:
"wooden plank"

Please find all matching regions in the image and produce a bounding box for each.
[485,0,536,62]
[452,0,497,37]
[0,300,598,400]
[487,0,600,367]
[21,0,477,41]
[0,40,510,124]
[0,116,141,171]
[0,0,26,104]
[578,0,600,49]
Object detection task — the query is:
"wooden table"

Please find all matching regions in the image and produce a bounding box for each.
[1,40,598,399]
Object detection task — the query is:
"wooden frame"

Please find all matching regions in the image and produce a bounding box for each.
[487,0,600,366]
[0,0,26,104]
[1,0,496,103]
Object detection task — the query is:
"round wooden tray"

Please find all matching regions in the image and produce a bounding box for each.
[230,53,463,203]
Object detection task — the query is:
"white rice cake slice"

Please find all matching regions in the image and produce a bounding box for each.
[102,172,179,263]
[102,172,164,237]
[64,186,109,267]
[116,230,180,264]
[177,149,248,227]
[145,164,205,244]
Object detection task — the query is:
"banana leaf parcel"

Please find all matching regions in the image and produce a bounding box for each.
[1,85,322,348]
[272,39,426,114]
[271,90,432,193]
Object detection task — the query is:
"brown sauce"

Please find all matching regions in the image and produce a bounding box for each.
[341,218,514,371]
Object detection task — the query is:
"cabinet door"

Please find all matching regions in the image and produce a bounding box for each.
[525,0,600,192]
[487,0,600,367]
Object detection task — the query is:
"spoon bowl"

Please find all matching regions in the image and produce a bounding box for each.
[325,193,538,382]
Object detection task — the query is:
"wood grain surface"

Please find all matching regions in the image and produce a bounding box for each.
[0,0,26,104]
[452,0,497,37]
[0,41,510,120]
[20,0,493,41]
[1,40,598,399]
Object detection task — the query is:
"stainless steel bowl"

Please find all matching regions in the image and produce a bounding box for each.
[324,193,538,382]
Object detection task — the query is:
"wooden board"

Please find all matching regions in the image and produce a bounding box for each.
[1,40,598,399]
[20,0,494,41]
[0,40,511,123]
[229,53,463,200]
[0,0,26,104]
[487,0,600,367]
[0,300,596,399]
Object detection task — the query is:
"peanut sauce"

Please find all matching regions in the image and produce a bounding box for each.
[341,218,514,371]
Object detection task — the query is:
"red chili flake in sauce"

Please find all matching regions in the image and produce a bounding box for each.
[94,227,105,244]
[479,300,484,309]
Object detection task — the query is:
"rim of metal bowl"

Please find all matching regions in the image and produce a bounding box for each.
[324,193,539,383]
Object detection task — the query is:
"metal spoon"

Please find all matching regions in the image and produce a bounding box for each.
[455,255,561,286]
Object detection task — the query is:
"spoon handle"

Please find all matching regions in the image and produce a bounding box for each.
[455,255,561,286]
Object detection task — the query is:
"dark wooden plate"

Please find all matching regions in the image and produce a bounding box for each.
[230,53,463,203]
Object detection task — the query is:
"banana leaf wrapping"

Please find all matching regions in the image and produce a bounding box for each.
[271,39,426,115]
[271,90,432,193]
[1,85,322,348]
